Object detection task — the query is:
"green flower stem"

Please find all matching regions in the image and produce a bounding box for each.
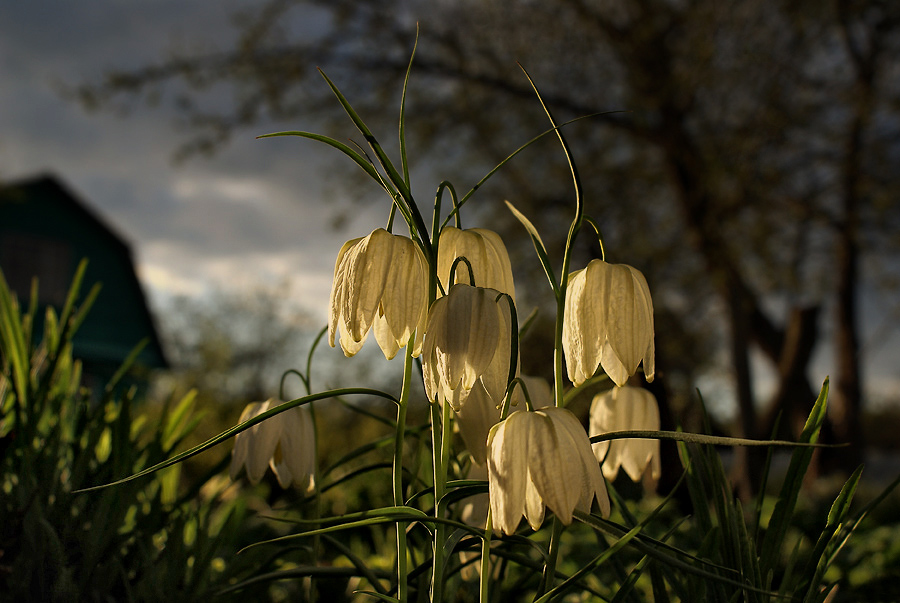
[553,289,568,409]
[449,256,476,287]
[309,400,322,602]
[480,509,493,603]
[394,346,416,603]
[429,399,453,603]
[537,517,565,597]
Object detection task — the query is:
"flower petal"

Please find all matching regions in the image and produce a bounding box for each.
[437,227,516,300]
[246,401,280,484]
[487,413,528,535]
[373,310,401,360]
[342,230,394,342]
[526,411,582,524]
[230,401,262,481]
[455,380,501,465]
[380,236,427,352]
[327,237,361,348]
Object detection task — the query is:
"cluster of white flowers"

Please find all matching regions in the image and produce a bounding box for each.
[229,223,661,537]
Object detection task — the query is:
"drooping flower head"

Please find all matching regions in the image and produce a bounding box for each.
[422,283,512,413]
[590,386,661,490]
[437,226,516,301]
[329,228,428,359]
[229,399,316,492]
[563,259,655,386]
[487,407,610,535]
[456,374,551,465]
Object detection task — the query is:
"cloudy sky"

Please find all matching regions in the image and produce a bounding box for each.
[1,0,391,324]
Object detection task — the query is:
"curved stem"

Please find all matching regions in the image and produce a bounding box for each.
[449,256,476,287]
[537,517,565,597]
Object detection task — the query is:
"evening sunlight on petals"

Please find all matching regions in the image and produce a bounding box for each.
[563,259,655,386]
[437,226,516,300]
[328,228,428,360]
[487,407,610,536]
[422,284,512,413]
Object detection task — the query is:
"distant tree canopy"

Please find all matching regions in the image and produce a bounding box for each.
[156,283,312,408]
[76,0,900,484]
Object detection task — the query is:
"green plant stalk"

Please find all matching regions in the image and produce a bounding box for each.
[429,397,453,603]
[537,517,565,597]
[394,346,416,603]
[480,509,493,603]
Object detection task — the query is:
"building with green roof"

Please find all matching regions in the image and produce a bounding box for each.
[0,174,167,384]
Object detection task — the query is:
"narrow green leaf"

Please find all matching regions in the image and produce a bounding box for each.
[320,462,393,494]
[67,281,101,335]
[44,306,60,354]
[239,507,431,553]
[100,339,148,399]
[0,266,30,405]
[258,130,392,196]
[57,258,88,331]
[589,429,839,448]
[760,379,829,569]
[517,63,584,232]
[505,200,558,293]
[316,68,432,247]
[399,27,418,188]
[827,464,862,526]
[317,70,411,199]
[324,534,391,596]
[353,591,400,603]
[798,465,863,603]
[453,112,618,218]
[574,512,746,583]
[161,389,198,451]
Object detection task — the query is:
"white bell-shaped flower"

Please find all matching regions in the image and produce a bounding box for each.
[590,386,661,489]
[329,228,428,360]
[422,284,512,413]
[437,226,516,301]
[456,374,551,465]
[486,407,610,535]
[563,259,655,386]
[229,399,316,492]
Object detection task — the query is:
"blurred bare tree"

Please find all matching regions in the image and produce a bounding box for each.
[154,282,312,426]
[75,0,900,490]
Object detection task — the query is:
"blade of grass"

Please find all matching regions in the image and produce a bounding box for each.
[760,379,829,573]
